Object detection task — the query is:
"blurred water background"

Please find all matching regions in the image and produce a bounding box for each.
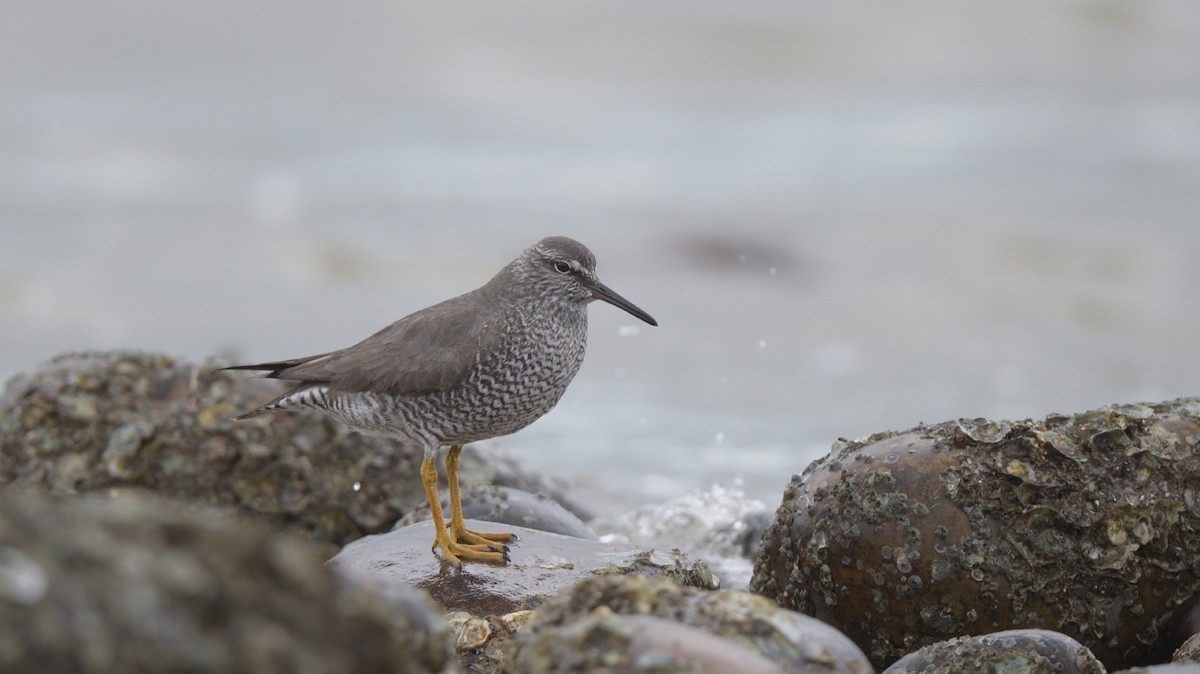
[3,2,1199,539]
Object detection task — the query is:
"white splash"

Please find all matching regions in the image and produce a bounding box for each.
[593,481,770,590]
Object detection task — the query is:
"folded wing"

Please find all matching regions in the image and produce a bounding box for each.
[224,290,502,397]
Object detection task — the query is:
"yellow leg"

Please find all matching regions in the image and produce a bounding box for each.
[445,445,517,550]
[421,455,506,566]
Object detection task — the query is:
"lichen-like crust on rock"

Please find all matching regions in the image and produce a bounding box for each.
[880,629,1104,674]
[507,575,873,673]
[0,351,429,546]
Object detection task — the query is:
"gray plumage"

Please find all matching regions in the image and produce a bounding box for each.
[224,236,657,460]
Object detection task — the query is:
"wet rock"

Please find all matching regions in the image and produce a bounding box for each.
[511,574,873,674]
[396,484,597,539]
[0,351,430,546]
[508,612,786,674]
[0,488,450,674]
[880,629,1103,674]
[751,398,1200,671]
[330,518,718,615]
[1177,633,1200,663]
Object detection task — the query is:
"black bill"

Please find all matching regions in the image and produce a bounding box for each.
[587,279,658,326]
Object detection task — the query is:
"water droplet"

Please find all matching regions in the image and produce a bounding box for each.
[352,481,361,492]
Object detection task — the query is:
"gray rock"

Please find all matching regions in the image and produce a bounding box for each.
[331,518,717,615]
[0,488,451,674]
[0,351,428,546]
[512,574,872,674]
[507,613,787,674]
[881,629,1103,674]
[1177,633,1200,663]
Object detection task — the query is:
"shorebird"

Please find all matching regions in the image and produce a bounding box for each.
[224,236,657,566]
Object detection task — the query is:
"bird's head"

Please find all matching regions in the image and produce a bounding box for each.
[514,236,657,326]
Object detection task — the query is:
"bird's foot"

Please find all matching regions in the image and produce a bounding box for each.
[430,526,513,567]
[452,524,516,549]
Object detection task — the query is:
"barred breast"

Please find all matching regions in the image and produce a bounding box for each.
[306,302,589,447]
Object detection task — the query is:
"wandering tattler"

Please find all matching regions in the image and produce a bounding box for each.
[224,236,657,566]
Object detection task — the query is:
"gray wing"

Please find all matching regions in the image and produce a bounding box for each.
[226,290,503,397]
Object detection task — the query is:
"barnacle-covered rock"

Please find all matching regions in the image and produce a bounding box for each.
[443,609,533,674]
[751,398,1200,670]
[508,612,786,674]
[1,351,435,546]
[0,488,450,673]
[1177,633,1200,663]
[880,629,1104,674]
[507,574,872,673]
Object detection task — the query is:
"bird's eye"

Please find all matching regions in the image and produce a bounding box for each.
[553,261,571,274]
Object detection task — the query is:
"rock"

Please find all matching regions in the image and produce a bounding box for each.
[395,484,597,539]
[507,613,787,674]
[751,398,1200,670]
[0,488,451,674]
[1177,633,1200,663]
[509,574,873,674]
[444,609,534,674]
[331,518,718,615]
[880,629,1104,674]
[0,351,429,546]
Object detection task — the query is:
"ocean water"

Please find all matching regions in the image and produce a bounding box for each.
[3,3,1199,560]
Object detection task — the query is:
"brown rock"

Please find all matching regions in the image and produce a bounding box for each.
[751,399,1200,670]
